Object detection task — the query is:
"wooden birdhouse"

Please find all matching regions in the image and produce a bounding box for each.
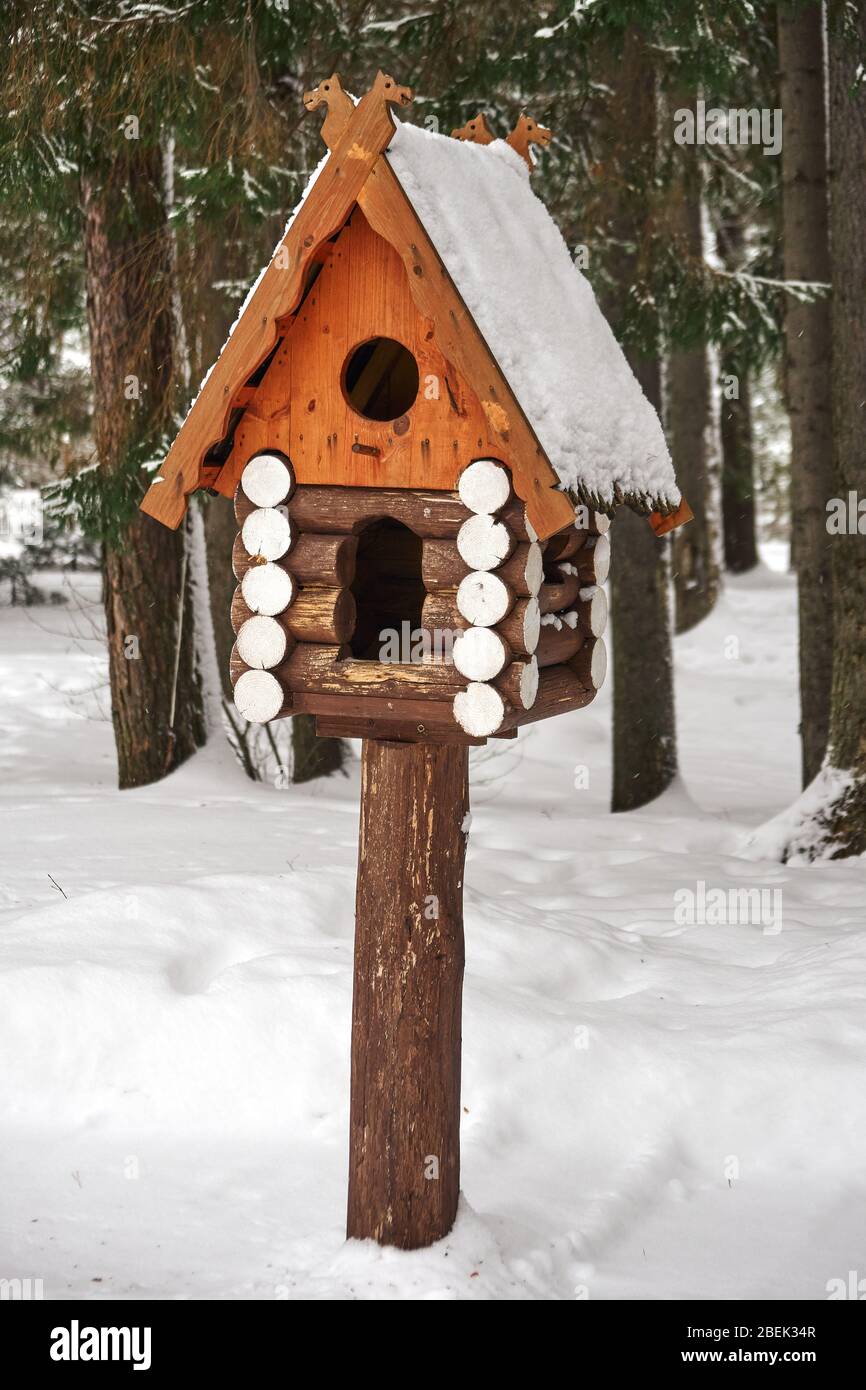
[141,72,687,1251]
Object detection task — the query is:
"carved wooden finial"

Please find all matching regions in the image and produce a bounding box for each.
[506,112,552,170]
[372,70,413,111]
[303,73,354,150]
[451,112,496,145]
[304,71,412,151]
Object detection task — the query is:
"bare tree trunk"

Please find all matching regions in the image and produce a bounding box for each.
[717,217,759,574]
[667,93,722,632]
[82,148,204,788]
[669,334,720,628]
[291,715,346,783]
[611,356,678,811]
[812,5,866,856]
[778,2,834,785]
[719,372,759,573]
[599,29,678,811]
[347,738,467,1247]
[202,495,238,701]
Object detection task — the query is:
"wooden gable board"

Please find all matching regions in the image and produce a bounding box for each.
[216,208,501,493]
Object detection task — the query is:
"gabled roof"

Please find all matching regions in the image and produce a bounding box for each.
[141,73,680,540]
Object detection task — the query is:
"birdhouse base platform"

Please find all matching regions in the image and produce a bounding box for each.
[315,714,517,746]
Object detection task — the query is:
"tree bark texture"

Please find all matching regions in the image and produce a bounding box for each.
[597,28,678,812]
[82,147,205,788]
[717,217,759,574]
[778,2,835,785]
[291,713,346,783]
[667,93,721,633]
[720,368,759,574]
[203,494,239,701]
[611,357,678,813]
[347,738,468,1247]
[818,6,866,855]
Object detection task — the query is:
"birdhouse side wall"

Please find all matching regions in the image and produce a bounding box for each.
[229,466,610,742]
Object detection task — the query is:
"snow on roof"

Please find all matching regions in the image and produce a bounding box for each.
[387,123,680,511]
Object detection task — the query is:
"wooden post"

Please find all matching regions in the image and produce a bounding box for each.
[347,737,469,1248]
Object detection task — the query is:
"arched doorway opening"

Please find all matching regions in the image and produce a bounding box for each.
[350,518,425,661]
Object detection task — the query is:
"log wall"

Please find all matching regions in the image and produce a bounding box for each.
[230,452,610,740]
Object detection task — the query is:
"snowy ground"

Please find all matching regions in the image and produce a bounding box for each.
[1,555,865,1301]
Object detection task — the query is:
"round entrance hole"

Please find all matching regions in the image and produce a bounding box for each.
[342,337,419,422]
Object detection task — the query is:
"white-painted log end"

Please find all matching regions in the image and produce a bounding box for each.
[453,682,505,736]
[457,514,512,571]
[453,626,508,681]
[241,452,295,508]
[591,531,611,584]
[524,542,544,596]
[236,615,289,670]
[456,570,510,626]
[520,656,539,708]
[580,585,608,638]
[241,507,293,562]
[457,458,511,514]
[591,637,607,690]
[523,597,541,654]
[234,669,286,723]
[241,562,295,616]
